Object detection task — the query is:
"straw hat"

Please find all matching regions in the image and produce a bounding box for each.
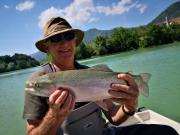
[35,17,84,53]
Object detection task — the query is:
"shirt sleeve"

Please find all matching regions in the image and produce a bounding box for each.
[23,92,49,120]
[22,69,49,120]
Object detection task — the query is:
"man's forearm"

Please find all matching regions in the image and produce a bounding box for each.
[28,109,65,135]
[103,104,129,126]
[111,105,130,125]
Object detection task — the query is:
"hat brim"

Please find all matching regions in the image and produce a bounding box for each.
[35,28,84,53]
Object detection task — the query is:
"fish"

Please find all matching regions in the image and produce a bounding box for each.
[25,65,151,103]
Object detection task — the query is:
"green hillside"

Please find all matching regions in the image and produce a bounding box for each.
[150,1,180,24]
[83,28,113,44]
[0,53,40,73]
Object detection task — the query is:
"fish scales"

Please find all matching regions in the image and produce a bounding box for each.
[25,65,151,102]
[43,70,122,102]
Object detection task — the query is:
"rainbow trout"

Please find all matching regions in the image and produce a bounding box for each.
[25,65,151,102]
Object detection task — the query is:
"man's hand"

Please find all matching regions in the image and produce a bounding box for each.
[108,73,139,112]
[48,88,75,119]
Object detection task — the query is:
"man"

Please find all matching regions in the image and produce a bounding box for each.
[23,17,178,135]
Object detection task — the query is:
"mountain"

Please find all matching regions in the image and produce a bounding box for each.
[30,51,46,62]
[83,28,114,44]
[150,1,180,24]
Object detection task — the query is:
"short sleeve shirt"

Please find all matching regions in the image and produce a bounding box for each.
[23,61,89,120]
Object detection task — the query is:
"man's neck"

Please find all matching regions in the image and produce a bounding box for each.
[52,59,75,71]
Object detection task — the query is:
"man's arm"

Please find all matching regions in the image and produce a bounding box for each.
[26,109,65,135]
[26,90,75,135]
[102,101,130,125]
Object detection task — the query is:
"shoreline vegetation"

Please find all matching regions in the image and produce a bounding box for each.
[75,23,180,60]
[0,53,40,73]
[78,42,180,64]
[1,23,180,73]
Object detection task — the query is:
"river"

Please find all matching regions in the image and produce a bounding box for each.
[0,42,180,135]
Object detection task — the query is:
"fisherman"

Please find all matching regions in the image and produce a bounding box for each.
[23,17,178,135]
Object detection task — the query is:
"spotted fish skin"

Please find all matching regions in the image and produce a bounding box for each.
[25,65,151,102]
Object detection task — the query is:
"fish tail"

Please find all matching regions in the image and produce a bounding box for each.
[139,82,149,97]
[140,73,151,83]
[139,73,151,97]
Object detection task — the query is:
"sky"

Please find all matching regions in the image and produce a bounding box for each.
[0,0,178,56]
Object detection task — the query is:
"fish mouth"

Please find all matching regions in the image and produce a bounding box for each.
[26,81,38,88]
[25,87,35,92]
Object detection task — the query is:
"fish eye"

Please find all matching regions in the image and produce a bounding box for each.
[32,81,39,87]
[34,83,39,87]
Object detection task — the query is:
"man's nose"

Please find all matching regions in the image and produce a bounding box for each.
[57,40,70,47]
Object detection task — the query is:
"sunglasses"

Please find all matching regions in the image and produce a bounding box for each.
[49,32,75,43]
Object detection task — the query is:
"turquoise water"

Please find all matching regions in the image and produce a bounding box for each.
[0,43,180,134]
[0,67,39,134]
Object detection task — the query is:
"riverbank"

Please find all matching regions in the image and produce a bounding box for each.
[0,53,40,74]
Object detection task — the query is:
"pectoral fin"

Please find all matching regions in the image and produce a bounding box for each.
[95,100,108,111]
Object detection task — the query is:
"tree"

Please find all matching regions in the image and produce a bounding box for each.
[92,36,108,55]
[75,42,93,59]
[7,62,15,71]
[0,63,7,72]
[0,53,40,73]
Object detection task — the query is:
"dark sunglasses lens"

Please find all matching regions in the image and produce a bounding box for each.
[49,32,75,43]
[50,35,63,43]
[64,32,75,41]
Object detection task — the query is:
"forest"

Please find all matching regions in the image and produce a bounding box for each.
[0,53,40,73]
[75,23,180,59]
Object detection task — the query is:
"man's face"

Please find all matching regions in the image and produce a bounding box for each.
[45,32,76,62]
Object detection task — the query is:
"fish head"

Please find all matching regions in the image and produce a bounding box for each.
[25,78,56,97]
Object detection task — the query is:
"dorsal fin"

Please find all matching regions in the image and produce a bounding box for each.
[89,64,113,72]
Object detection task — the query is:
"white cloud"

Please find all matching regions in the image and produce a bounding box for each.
[4,5,9,9]
[96,0,147,16]
[16,1,35,11]
[136,4,147,14]
[38,0,96,29]
[60,0,96,25]
[38,0,147,29]
[38,7,61,29]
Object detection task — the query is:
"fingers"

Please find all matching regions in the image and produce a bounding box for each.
[109,73,139,97]
[60,92,75,114]
[118,74,138,90]
[62,93,75,112]
[49,90,63,105]
[55,91,68,107]
[48,88,75,117]
[118,74,139,94]
[111,83,129,92]
[108,73,139,112]
[108,89,133,99]
[110,83,139,97]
